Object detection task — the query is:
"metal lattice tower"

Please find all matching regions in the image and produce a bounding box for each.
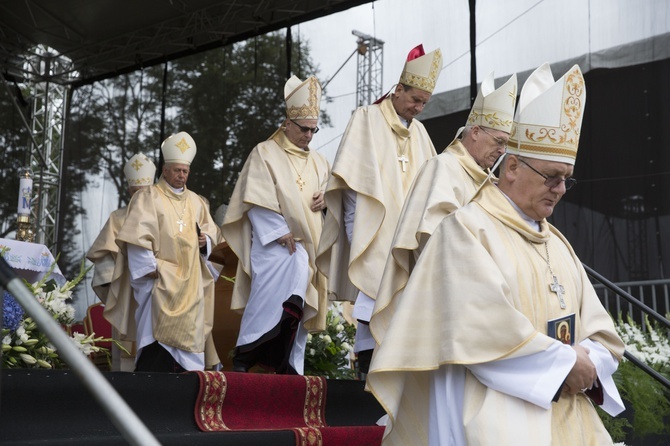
[24,47,73,252]
[353,30,384,107]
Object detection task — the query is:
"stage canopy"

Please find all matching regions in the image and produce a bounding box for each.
[0,0,372,87]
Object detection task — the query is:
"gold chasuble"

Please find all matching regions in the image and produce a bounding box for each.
[222,129,330,330]
[372,139,490,343]
[366,180,625,446]
[317,97,436,302]
[86,207,127,302]
[106,177,219,355]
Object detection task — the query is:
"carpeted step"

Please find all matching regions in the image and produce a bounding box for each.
[193,371,328,430]
[192,371,384,445]
[0,369,385,445]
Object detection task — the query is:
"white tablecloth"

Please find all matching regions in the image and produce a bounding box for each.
[0,238,66,286]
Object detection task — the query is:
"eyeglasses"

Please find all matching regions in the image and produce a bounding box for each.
[291,119,319,134]
[518,157,577,190]
[480,127,508,150]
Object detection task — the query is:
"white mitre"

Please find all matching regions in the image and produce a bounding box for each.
[285,75,322,120]
[507,63,585,165]
[123,153,156,186]
[161,131,197,166]
[398,44,443,94]
[467,72,518,134]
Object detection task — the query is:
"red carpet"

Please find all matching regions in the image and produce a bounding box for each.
[193,371,384,446]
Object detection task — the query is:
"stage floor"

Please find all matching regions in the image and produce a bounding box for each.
[0,369,385,445]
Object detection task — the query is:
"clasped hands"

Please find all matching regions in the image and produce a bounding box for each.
[563,344,597,395]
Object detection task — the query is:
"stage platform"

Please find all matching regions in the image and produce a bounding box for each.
[0,369,385,445]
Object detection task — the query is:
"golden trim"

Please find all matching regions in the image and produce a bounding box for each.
[399,49,442,93]
[287,77,320,120]
[507,139,577,157]
[303,376,326,427]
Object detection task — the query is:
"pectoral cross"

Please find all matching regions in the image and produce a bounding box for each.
[398,154,409,172]
[296,176,306,191]
[550,275,566,309]
[176,218,185,233]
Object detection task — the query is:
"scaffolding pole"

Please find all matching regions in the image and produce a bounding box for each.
[352,30,384,107]
[24,47,73,252]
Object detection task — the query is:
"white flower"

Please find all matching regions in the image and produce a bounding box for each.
[15,325,29,343]
[20,353,37,365]
[341,342,353,352]
[2,335,11,345]
[323,335,332,344]
[309,348,316,356]
[307,333,313,342]
[71,332,95,355]
[50,289,72,301]
[335,324,344,332]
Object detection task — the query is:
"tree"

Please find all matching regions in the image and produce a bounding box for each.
[1,30,327,275]
[0,77,31,238]
[67,67,165,208]
[166,31,329,211]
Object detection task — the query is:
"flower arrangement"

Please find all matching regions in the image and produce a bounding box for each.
[304,304,356,379]
[598,314,670,443]
[1,259,114,369]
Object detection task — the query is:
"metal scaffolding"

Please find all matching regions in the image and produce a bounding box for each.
[352,30,384,107]
[22,47,73,251]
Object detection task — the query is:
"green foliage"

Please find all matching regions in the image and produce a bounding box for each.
[304,306,356,380]
[169,32,329,210]
[597,405,631,443]
[1,32,325,280]
[67,66,165,210]
[602,314,670,443]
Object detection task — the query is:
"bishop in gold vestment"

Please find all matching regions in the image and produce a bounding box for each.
[372,73,517,351]
[107,132,220,372]
[316,45,442,368]
[367,64,625,446]
[222,76,330,375]
[86,153,156,302]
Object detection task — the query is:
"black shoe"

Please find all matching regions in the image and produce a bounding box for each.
[357,349,373,375]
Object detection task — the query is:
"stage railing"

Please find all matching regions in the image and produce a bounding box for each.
[584,264,670,391]
[589,273,670,331]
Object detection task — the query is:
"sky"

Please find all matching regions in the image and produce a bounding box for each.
[72,0,670,319]
[298,0,670,161]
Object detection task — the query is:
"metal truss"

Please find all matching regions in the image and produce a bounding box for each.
[25,47,72,252]
[352,30,384,107]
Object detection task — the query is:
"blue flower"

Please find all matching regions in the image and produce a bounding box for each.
[3,291,24,332]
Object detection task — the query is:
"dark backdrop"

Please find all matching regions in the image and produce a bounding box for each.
[422,58,670,283]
